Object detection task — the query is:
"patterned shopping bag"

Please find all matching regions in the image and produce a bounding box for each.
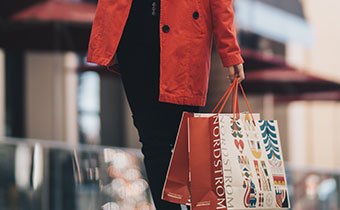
[214,113,290,209]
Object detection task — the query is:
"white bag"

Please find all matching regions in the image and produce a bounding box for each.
[214,113,290,209]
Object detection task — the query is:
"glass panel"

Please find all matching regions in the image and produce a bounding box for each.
[0,137,154,210]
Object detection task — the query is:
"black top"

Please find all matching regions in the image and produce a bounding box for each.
[118,0,161,47]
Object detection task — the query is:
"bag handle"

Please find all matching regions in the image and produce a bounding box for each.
[231,81,240,119]
[211,79,237,113]
[212,78,256,126]
[238,80,256,126]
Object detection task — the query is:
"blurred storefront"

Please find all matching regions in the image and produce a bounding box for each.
[0,0,140,148]
[287,0,340,168]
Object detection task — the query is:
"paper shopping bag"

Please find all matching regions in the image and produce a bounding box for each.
[162,78,290,209]
[215,114,290,209]
[188,116,228,209]
[162,114,230,209]
[161,112,193,205]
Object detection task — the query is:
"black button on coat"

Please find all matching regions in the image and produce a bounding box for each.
[193,11,199,19]
[162,25,170,33]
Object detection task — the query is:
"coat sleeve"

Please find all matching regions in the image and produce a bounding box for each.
[210,0,244,67]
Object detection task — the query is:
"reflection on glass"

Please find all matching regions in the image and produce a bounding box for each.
[15,144,32,189]
[32,144,44,190]
[0,138,154,210]
[318,178,336,201]
[15,143,44,190]
[99,149,152,209]
[72,147,154,209]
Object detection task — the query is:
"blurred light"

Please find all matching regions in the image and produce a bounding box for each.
[72,149,83,184]
[136,202,154,210]
[131,179,149,195]
[78,71,100,143]
[101,202,119,210]
[318,178,337,201]
[111,178,124,193]
[64,52,78,69]
[95,167,99,180]
[79,113,100,139]
[32,143,44,190]
[116,182,128,199]
[120,203,136,209]
[235,0,313,47]
[15,145,32,189]
[123,168,141,181]
[78,72,100,112]
[305,174,320,198]
[104,148,116,163]
[112,152,131,171]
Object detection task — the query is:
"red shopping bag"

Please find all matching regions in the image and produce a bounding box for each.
[188,116,227,209]
[162,113,227,209]
[161,112,193,205]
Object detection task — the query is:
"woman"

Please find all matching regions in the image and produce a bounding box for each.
[87,0,245,209]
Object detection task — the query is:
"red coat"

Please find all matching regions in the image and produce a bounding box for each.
[87,0,243,106]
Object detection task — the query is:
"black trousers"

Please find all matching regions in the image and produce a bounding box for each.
[116,0,199,209]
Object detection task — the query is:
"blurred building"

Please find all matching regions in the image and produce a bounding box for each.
[288,0,340,167]
[0,0,140,148]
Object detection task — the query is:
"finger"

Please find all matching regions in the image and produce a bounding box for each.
[235,64,245,82]
[227,66,235,82]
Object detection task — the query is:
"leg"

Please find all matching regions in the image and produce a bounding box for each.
[142,144,180,209]
[135,104,197,210]
[116,1,198,208]
[118,59,196,210]
[130,102,197,210]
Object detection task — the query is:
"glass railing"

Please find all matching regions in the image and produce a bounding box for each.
[0,137,339,210]
[0,137,154,210]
